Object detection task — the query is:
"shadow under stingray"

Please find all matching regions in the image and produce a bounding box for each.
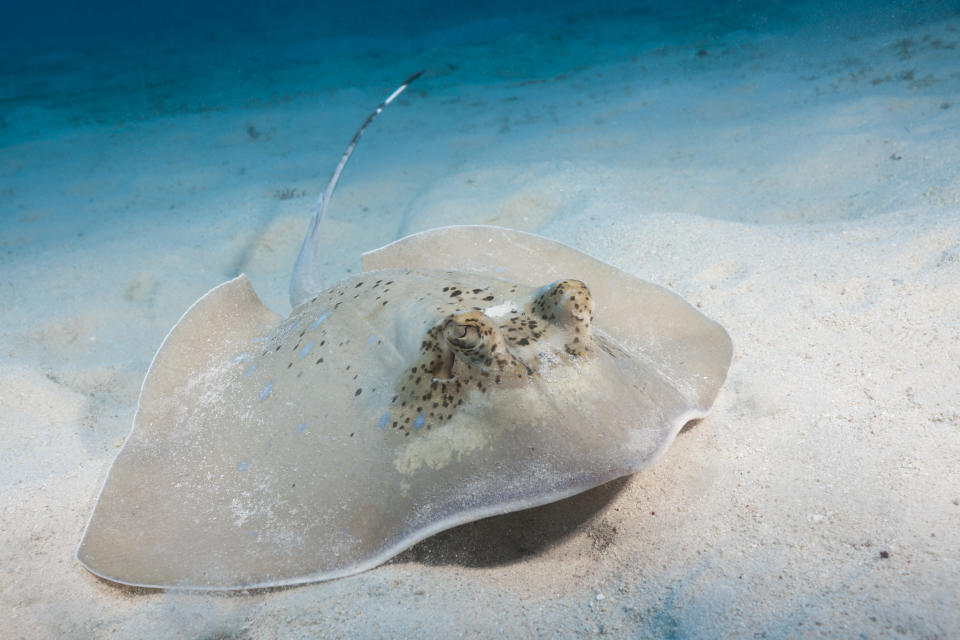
[88,421,701,595]
[90,474,634,596]
[390,475,633,569]
[392,419,704,570]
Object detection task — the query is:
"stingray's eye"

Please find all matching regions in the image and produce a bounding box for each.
[443,319,482,351]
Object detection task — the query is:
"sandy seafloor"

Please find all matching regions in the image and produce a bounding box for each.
[2,0,959,637]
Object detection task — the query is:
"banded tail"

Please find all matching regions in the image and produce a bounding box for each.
[290,71,424,307]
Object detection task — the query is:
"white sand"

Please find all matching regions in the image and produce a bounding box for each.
[2,3,958,638]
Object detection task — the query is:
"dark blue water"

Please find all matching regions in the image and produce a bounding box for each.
[3,0,956,146]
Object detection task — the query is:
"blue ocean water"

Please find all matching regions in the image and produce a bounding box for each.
[3,0,956,144]
[1,0,958,304]
[2,0,957,338]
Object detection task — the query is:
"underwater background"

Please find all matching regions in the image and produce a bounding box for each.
[2,1,959,637]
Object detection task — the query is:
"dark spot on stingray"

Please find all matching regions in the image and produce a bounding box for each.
[355,388,362,396]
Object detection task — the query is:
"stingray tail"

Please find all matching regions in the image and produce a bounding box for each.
[290,71,424,307]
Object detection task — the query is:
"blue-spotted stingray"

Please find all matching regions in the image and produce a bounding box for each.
[77,74,732,590]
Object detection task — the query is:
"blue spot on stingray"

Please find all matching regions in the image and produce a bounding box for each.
[495,266,506,273]
[309,309,332,330]
[237,460,248,472]
[233,352,250,363]
[367,334,378,345]
[296,421,307,434]
[244,364,257,377]
[377,412,390,430]
[251,336,268,343]
[299,341,314,359]
[413,413,425,430]
[259,380,274,402]
[248,530,258,539]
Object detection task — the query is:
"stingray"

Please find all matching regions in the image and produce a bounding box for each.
[77,74,732,590]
